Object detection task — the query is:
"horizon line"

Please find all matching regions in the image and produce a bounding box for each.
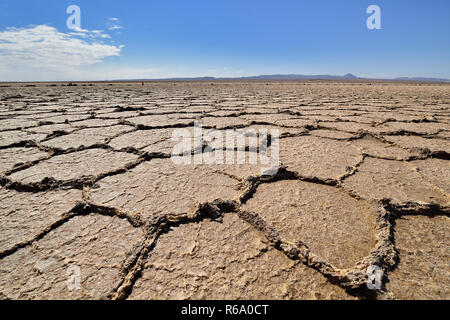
[2,73,450,84]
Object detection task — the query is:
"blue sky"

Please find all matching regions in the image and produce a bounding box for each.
[0,0,449,81]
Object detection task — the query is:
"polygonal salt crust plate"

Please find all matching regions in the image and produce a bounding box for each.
[87,158,243,219]
[8,148,138,184]
[243,179,378,269]
[0,214,144,299]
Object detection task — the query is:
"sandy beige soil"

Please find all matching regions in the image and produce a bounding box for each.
[0,81,448,300]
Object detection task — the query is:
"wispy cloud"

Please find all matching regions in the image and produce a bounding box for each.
[69,28,111,39]
[0,25,124,81]
[107,17,124,31]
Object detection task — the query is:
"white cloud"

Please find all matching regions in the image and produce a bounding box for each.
[69,28,112,39]
[108,25,124,31]
[0,25,124,81]
[107,18,123,31]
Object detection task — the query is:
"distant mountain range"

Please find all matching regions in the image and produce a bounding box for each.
[125,73,450,83]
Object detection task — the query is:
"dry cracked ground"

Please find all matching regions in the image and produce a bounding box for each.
[0,81,449,300]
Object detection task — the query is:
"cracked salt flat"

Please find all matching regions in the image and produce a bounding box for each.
[0,81,449,300]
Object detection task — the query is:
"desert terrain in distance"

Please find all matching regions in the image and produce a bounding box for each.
[0,81,448,300]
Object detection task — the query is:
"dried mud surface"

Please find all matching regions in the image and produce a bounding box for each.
[0,81,449,300]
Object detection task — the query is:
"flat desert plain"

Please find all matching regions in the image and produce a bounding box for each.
[0,81,449,300]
